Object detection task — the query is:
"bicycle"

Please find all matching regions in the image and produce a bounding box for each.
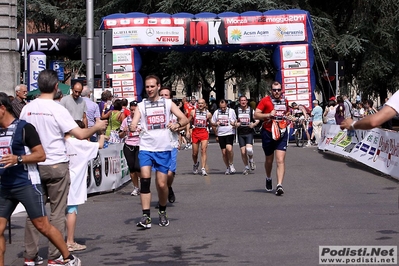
[293,118,305,147]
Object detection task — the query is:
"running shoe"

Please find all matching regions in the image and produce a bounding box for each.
[243,167,250,175]
[275,184,284,196]
[48,255,81,266]
[24,255,44,266]
[131,186,140,196]
[229,164,236,174]
[67,242,86,252]
[158,211,170,227]
[201,168,208,176]
[193,162,199,174]
[168,187,176,203]
[225,168,230,175]
[136,214,152,229]
[265,178,272,191]
[250,161,256,171]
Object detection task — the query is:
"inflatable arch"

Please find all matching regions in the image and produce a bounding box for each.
[101,9,315,107]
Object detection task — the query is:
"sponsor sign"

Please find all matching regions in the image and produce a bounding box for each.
[28,52,46,92]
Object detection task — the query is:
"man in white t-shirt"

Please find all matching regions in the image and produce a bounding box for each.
[130,75,188,229]
[341,90,399,131]
[211,99,237,175]
[20,69,107,265]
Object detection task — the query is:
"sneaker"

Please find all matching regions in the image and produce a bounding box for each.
[265,178,272,191]
[131,186,140,196]
[193,162,199,174]
[67,242,86,252]
[250,161,256,171]
[201,168,208,176]
[225,168,230,175]
[168,187,176,203]
[229,164,236,174]
[243,167,250,175]
[48,255,81,266]
[136,214,152,229]
[24,255,44,266]
[275,184,284,196]
[158,211,170,227]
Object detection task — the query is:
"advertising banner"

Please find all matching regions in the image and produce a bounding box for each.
[319,125,399,181]
[87,143,130,194]
[28,51,46,92]
[102,10,312,48]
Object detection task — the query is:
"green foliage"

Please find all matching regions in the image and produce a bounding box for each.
[17,0,399,100]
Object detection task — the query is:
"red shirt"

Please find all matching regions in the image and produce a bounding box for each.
[256,96,288,132]
[184,102,196,118]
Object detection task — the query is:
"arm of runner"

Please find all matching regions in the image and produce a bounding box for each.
[130,106,141,132]
[254,108,276,120]
[169,102,189,131]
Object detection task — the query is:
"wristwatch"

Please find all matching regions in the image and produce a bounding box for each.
[17,155,23,164]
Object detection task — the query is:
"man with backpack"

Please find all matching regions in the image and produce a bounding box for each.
[234,96,260,175]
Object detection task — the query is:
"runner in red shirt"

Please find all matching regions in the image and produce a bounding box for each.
[254,81,292,196]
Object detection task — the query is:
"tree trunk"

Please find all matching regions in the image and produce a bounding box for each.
[214,63,225,103]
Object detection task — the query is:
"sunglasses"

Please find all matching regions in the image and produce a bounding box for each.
[272,89,282,92]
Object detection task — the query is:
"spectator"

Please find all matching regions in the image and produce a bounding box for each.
[65,120,104,252]
[60,82,88,127]
[11,84,27,118]
[20,69,107,265]
[335,96,345,125]
[99,90,114,119]
[342,95,353,119]
[53,89,63,103]
[103,99,125,139]
[81,86,101,141]
[323,100,337,124]
[341,90,399,132]
[310,100,323,144]
[121,98,131,117]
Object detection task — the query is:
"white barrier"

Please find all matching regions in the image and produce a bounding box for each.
[319,124,399,181]
[87,143,131,194]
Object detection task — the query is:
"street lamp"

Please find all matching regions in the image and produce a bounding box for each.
[23,0,27,84]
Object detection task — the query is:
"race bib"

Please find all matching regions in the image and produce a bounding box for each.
[218,114,229,126]
[194,113,207,128]
[238,113,250,126]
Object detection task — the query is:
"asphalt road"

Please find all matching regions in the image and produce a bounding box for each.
[5,137,399,266]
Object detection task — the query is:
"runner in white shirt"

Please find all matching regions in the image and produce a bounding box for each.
[130,75,188,229]
[211,99,237,175]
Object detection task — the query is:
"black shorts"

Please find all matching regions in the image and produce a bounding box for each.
[238,133,254,147]
[218,134,234,149]
[123,144,140,173]
[0,184,46,220]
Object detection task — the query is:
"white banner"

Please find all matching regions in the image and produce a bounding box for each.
[319,125,399,180]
